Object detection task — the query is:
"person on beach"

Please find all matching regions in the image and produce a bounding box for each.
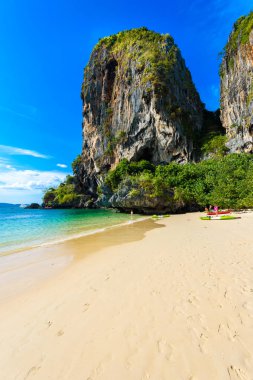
[214,205,218,215]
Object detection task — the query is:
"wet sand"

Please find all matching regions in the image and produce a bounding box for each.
[0,212,253,379]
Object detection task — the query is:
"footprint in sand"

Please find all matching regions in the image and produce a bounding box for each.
[88,354,112,378]
[83,303,90,312]
[24,366,41,379]
[157,339,173,361]
[198,331,209,353]
[218,322,238,341]
[141,372,151,379]
[242,302,253,312]
[187,294,200,308]
[57,330,64,337]
[227,365,249,380]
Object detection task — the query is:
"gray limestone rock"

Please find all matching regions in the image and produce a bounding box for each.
[220,14,253,153]
[78,28,204,195]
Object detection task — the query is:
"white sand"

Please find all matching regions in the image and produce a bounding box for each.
[0,212,253,379]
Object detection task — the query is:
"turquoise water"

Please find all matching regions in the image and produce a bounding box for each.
[0,204,141,255]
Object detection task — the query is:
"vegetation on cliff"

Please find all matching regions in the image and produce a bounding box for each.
[220,11,253,75]
[220,11,253,153]
[197,109,226,158]
[44,20,253,212]
[103,154,253,211]
[81,26,204,178]
[43,155,96,208]
[92,27,190,95]
[43,175,80,208]
[84,25,202,111]
[43,152,253,212]
[200,133,228,158]
[224,12,253,56]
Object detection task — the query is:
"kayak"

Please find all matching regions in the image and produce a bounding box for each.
[201,215,239,220]
[207,210,231,216]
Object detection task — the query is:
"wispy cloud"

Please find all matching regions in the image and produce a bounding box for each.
[0,103,38,122]
[56,163,67,168]
[0,145,51,159]
[0,158,15,170]
[0,157,10,166]
[0,169,67,191]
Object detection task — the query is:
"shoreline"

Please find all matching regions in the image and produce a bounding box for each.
[0,216,157,305]
[2,208,251,258]
[0,213,148,258]
[1,211,253,378]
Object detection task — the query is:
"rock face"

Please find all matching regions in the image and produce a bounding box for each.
[108,178,194,215]
[220,12,253,153]
[79,27,204,195]
[25,203,41,209]
[109,178,175,214]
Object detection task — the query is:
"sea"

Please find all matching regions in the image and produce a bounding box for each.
[0,204,141,255]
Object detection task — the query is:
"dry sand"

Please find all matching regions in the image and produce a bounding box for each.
[0,212,253,379]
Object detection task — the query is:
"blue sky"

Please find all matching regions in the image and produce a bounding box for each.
[0,0,252,203]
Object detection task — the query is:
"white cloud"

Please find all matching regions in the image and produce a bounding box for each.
[0,166,70,203]
[0,158,15,170]
[0,169,67,192]
[57,163,67,168]
[0,145,51,159]
[0,157,9,166]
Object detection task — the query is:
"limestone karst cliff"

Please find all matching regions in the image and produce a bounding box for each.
[220,12,253,153]
[79,27,204,195]
[43,23,253,212]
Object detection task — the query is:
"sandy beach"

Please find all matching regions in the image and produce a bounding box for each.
[0,212,253,379]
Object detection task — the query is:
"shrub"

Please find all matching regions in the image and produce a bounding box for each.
[104,154,253,210]
[201,134,229,157]
[72,154,82,175]
[43,181,81,208]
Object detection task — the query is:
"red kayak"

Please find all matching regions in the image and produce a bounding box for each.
[207,210,231,216]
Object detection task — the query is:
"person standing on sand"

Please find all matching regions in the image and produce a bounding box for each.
[214,205,218,216]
